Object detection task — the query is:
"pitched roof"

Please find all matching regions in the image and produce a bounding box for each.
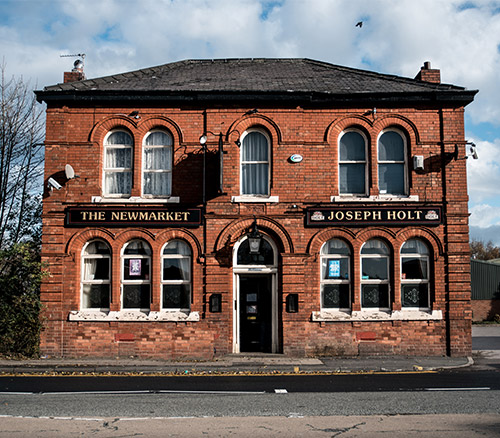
[36,58,477,105]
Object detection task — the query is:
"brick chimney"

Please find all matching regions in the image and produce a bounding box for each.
[63,59,85,83]
[414,61,441,84]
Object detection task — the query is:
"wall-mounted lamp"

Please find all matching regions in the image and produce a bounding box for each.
[466,142,479,160]
[247,219,263,255]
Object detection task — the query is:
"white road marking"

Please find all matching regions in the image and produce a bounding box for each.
[424,387,491,391]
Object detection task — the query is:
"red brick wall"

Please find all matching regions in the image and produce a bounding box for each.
[40,101,472,359]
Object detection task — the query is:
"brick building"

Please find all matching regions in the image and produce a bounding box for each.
[35,58,477,359]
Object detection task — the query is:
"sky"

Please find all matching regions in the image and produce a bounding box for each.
[1,0,500,244]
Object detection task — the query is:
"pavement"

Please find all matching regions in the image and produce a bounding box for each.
[0,324,497,376]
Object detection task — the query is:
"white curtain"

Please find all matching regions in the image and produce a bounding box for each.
[242,132,269,195]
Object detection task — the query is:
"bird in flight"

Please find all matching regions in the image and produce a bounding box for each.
[356,21,363,27]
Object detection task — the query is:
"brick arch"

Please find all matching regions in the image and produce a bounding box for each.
[225,114,282,145]
[135,116,183,144]
[66,228,116,256]
[325,115,373,143]
[353,228,398,254]
[395,227,444,260]
[307,228,357,255]
[373,115,420,145]
[155,228,202,258]
[113,228,156,248]
[214,216,293,254]
[89,116,138,145]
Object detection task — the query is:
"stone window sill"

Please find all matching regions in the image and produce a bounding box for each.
[231,195,279,203]
[68,310,199,322]
[312,309,442,322]
[331,195,419,203]
[92,196,180,204]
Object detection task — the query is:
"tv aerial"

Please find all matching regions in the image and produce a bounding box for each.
[60,53,86,70]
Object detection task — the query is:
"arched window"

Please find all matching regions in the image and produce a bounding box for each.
[161,240,192,310]
[378,130,407,195]
[361,239,390,309]
[143,130,173,197]
[241,130,270,195]
[339,130,367,195]
[320,239,351,310]
[401,239,430,309]
[121,240,151,309]
[104,130,133,196]
[81,240,111,309]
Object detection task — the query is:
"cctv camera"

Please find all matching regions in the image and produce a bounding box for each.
[470,145,478,160]
[48,177,62,190]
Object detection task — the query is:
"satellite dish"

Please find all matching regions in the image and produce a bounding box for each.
[65,164,76,179]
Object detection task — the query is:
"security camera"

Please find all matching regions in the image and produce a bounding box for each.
[470,144,478,160]
[47,177,62,190]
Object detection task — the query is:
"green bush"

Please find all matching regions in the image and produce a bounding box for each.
[0,242,47,357]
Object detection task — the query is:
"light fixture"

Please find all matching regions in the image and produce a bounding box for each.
[247,219,262,255]
[466,142,479,160]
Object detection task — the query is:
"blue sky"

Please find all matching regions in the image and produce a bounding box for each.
[1,0,500,244]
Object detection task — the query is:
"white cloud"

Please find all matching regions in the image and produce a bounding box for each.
[469,204,500,227]
[467,138,500,204]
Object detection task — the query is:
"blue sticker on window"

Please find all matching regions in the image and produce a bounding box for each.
[328,260,341,278]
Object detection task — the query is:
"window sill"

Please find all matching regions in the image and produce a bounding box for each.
[330,195,419,203]
[92,196,180,204]
[69,310,199,322]
[312,309,442,322]
[231,195,279,203]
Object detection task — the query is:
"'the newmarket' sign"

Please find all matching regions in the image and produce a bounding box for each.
[65,207,202,228]
[306,206,441,227]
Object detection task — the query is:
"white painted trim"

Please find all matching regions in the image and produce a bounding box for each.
[92,196,180,203]
[330,195,419,202]
[231,195,279,203]
[68,310,200,322]
[311,309,442,321]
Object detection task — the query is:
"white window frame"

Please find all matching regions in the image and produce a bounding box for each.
[142,130,173,199]
[360,239,391,311]
[240,129,271,196]
[81,240,111,311]
[103,130,133,198]
[377,129,408,196]
[121,240,151,311]
[338,129,368,196]
[161,240,192,311]
[400,239,430,310]
[320,239,351,311]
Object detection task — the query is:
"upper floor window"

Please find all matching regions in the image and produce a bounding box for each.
[401,239,430,309]
[161,240,192,310]
[104,130,133,197]
[121,240,151,310]
[81,240,111,309]
[378,130,407,195]
[320,239,351,310]
[143,131,173,198]
[241,131,270,195]
[361,239,390,309]
[339,130,367,196]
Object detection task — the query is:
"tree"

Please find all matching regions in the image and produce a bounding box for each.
[470,239,500,261]
[0,62,45,249]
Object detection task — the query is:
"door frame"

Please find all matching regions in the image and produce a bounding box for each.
[232,236,279,354]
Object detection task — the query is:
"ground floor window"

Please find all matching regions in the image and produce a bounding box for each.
[81,240,111,309]
[320,239,351,309]
[122,240,151,309]
[161,240,192,310]
[401,238,430,309]
[361,239,390,309]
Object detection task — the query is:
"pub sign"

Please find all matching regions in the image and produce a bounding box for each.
[306,206,441,227]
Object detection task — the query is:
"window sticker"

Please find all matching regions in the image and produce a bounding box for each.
[328,260,341,278]
[129,259,142,276]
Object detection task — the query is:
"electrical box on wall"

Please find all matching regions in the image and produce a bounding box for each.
[413,155,424,170]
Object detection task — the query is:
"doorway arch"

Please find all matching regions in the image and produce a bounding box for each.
[233,234,279,353]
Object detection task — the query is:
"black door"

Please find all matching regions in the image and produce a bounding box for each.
[239,275,273,353]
